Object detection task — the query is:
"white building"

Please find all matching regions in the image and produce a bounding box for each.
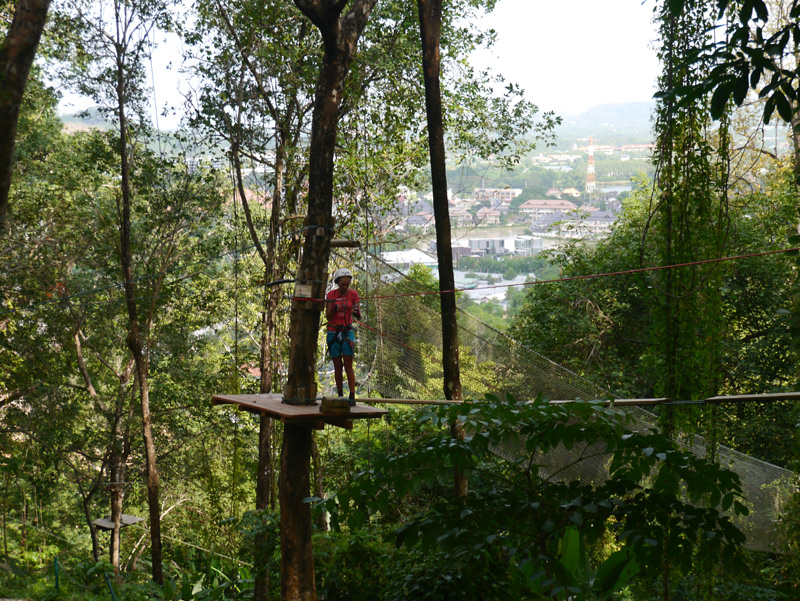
[468,238,508,256]
[514,235,543,256]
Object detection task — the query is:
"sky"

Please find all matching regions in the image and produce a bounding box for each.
[58,0,663,128]
[471,0,662,115]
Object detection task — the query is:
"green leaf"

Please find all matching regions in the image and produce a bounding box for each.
[775,90,793,122]
[753,0,768,21]
[722,493,733,511]
[667,0,686,16]
[733,70,749,105]
[764,94,777,123]
[711,82,732,119]
[558,526,583,585]
[594,548,640,595]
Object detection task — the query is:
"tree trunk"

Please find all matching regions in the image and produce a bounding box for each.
[281,2,378,599]
[312,435,326,531]
[0,0,51,238]
[254,413,273,601]
[2,474,8,563]
[417,0,466,498]
[109,450,124,572]
[82,490,101,562]
[278,424,315,601]
[791,107,800,188]
[117,57,163,585]
[19,486,26,568]
[240,121,288,601]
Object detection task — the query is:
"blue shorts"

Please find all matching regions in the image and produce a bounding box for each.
[327,330,356,358]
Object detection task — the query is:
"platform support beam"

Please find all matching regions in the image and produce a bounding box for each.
[279,423,316,601]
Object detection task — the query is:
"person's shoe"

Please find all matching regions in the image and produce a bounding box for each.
[348,391,355,406]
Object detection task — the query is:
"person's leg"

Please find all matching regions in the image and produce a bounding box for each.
[343,355,356,399]
[342,331,356,402]
[332,356,344,396]
[328,331,344,396]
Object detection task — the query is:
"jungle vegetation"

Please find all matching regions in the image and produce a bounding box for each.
[2,0,800,600]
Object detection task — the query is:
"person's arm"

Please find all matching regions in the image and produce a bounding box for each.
[325,294,335,322]
[352,292,361,320]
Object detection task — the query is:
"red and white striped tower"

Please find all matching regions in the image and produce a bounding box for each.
[586,136,596,195]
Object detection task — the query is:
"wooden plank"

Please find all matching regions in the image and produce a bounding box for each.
[212,393,387,422]
[705,391,800,404]
[548,398,670,406]
[611,398,671,406]
[329,396,461,406]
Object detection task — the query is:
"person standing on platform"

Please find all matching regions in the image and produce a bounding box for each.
[326,267,361,404]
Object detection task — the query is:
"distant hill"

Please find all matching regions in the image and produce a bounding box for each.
[60,107,111,131]
[554,101,655,147]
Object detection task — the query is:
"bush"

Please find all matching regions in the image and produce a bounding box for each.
[383,546,535,601]
[314,530,391,601]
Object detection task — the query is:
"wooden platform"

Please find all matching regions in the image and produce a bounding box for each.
[212,393,388,430]
[92,514,144,531]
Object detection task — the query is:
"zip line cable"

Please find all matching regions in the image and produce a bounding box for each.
[295,245,800,304]
[5,514,254,570]
[128,523,254,567]
[4,244,798,319]
[6,515,77,546]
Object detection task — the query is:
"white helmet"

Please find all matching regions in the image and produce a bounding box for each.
[333,267,353,283]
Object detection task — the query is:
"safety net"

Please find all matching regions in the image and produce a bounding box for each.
[326,248,796,553]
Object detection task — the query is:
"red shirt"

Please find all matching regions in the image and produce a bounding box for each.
[326,288,360,329]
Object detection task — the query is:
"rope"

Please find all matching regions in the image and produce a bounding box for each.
[55,558,94,591]
[5,515,76,546]
[7,235,794,319]
[127,523,253,567]
[292,245,799,305]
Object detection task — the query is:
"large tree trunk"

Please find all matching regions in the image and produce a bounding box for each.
[278,424,315,601]
[0,0,51,238]
[417,0,466,498]
[280,1,377,599]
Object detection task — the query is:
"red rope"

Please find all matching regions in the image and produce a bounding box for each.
[292,246,799,304]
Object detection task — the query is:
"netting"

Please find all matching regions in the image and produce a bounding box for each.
[327,248,796,553]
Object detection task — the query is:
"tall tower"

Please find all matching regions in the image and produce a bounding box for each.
[586,136,596,196]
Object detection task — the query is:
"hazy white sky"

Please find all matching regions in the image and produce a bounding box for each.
[472,0,662,115]
[58,0,662,127]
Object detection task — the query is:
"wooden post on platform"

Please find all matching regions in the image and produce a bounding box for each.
[280,212,330,601]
